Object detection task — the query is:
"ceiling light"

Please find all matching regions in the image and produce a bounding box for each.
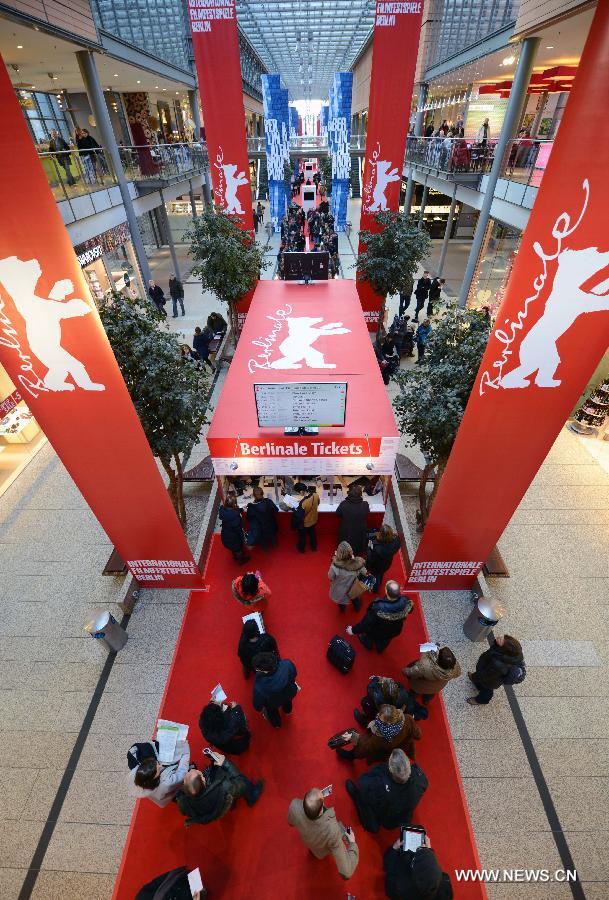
[162,88,167,91]
[113,73,118,77]
[17,45,23,49]
[136,80,141,84]
[155,85,159,89]
[502,56,515,66]
[545,46,554,49]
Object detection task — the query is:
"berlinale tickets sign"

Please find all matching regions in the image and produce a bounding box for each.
[407,1,609,590]
[357,1,424,328]
[0,57,203,588]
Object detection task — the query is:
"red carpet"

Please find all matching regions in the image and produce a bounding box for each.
[113,533,485,899]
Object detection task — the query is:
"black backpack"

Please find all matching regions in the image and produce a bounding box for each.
[503,662,527,685]
[327,634,356,674]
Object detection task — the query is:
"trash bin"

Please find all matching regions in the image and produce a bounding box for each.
[84,611,128,652]
[345,221,352,237]
[463,596,504,642]
[265,221,273,238]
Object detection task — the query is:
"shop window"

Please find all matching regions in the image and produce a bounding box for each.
[0,365,46,497]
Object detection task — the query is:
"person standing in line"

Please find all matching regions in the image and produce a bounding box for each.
[237,619,279,679]
[384,834,453,899]
[366,524,401,593]
[199,698,251,755]
[219,496,250,564]
[253,209,260,233]
[403,646,461,704]
[297,483,320,553]
[48,129,76,186]
[336,483,370,556]
[415,318,433,363]
[176,753,263,826]
[328,540,366,614]
[287,789,359,880]
[207,311,227,335]
[231,570,271,609]
[346,579,413,653]
[378,335,400,386]
[427,277,445,317]
[148,280,166,317]
[333,704,421,763]
[413,271,431,322]
[345,748,428,833]
[246,485,279,548]
[399,273,414,317]
[353,674,409,728]
[256,201,264,223]
[252,651,298,728]
[467,634,524,706]
[129,740,190,808]
[168,273,185,317]
[192,325,215,372]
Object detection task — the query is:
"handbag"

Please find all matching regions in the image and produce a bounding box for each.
[327,729,354,749]
[347,572,375,600]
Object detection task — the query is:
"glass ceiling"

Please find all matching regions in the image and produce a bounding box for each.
[236,0,375,99]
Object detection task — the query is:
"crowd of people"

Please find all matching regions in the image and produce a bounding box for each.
[276,192,341,279]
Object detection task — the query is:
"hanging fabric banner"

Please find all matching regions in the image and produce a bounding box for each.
[0,58,203,589]
[356,1,424,328]
[328,73,353,232]
[262,74,289,233]
[407,1,609,590]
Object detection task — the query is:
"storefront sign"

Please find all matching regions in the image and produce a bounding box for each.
[74,222,131,268]
[407,1,609,590]
[0,56,203,588]
[0,388,21,418]
[356,0,424,329]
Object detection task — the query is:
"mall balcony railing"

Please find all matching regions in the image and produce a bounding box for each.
[404,136,554,191]
[246,134,368,154]
[38,142,208,201]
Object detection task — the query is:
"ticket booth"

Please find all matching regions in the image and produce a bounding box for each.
[207,280,399,533]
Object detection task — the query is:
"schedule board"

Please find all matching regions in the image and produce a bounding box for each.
[254,382,347,428]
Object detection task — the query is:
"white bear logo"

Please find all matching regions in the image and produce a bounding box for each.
[501,246,609,389]
[368,160,400,212]
[270,316,350,369]
[0,256,105,392]
[222,164,249,215]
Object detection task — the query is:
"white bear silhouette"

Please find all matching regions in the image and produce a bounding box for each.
[369,160,400,212]
[501,246,609,389]
[0,256,105,392]
[270,316,350,369]
[223,164,249,214]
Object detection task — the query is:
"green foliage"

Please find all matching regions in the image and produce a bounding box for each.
[186,206,269,331]
[99,292,210,524]
[283,159,293,181]
[357,210,431,299]
[319,156,332,191]
[393,306,490,525]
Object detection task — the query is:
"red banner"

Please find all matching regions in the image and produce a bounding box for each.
[356,1,423,328]
[407,1,609,590]
[0,57,203,589]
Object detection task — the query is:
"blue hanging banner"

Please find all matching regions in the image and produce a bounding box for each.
[262,75,290,232]
[289,106,300,177]
[328,74,352,231]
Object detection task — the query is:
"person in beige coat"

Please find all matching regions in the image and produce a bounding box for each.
[403,646,461,703]
[327,541,366,612]
[288,788,359,880]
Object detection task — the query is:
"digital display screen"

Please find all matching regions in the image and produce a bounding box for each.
[254,382,347,428]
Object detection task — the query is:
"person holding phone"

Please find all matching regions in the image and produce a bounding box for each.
[383,833,453,899]
[287,788,359,880]
[176,751,263,826]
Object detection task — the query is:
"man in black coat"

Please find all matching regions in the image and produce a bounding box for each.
[192,326,215,372]
[148,280,166,317]
[413,271,431,322]
[199,700,251,754]
[426,277,445,317]
[336,483,370,556]
[246,486,279,548]
[252,651,298,727]
[168,274,185,317]
[345,749,428,833]
[346,580,413,653]
[176,753,263,826]
[384,837,453,899]
[468,634,524,706]
[238,619,279,678]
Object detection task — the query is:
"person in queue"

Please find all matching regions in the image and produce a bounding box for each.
[168,273,185,317]
[231,570,271,608]
[219,495,250,564]
[237,618,279,678]
[336,483,370,556]
[246,485,279,548]
[415,318,433,363]
[333,704,421,764]
[345,748,428,833]
[252,650,298,728]
[346,579,413,652]
[366,524,401,592]
[287,788,359,880]
[199,696,251,754]
[129,738,190,808]
[296,483,320,553]
[135,867,205,899]
[207,311,227,335]
[328,540,366,614]
[467,634,524,706]
[384,834,453,899]
[403,646,461,704]
[413,271,431,321]
[192,325,215,372]
[354,674,409,728]
[378,334,400,385]
[176,752,263,825]
[148,279,166,317]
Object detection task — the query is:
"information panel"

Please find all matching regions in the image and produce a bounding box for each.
[254,382,347,428]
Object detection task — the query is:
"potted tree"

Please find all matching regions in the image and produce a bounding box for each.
[187,206,269,335]
[99,293,209,527]
[393,305,490,529]
[356,210,430,338]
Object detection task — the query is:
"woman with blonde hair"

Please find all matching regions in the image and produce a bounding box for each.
[333,704,421,764]
[328,541,366,613]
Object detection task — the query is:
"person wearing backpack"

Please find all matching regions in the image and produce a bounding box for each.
[467,634,525,706]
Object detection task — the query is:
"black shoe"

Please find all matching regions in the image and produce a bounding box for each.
[172,314,178,318]
[338,604,346,613]
[335,747,353,760]
[353,708,367,728]
[351,596,362,612]
[345,779,357,800]
[246,780,264,806]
